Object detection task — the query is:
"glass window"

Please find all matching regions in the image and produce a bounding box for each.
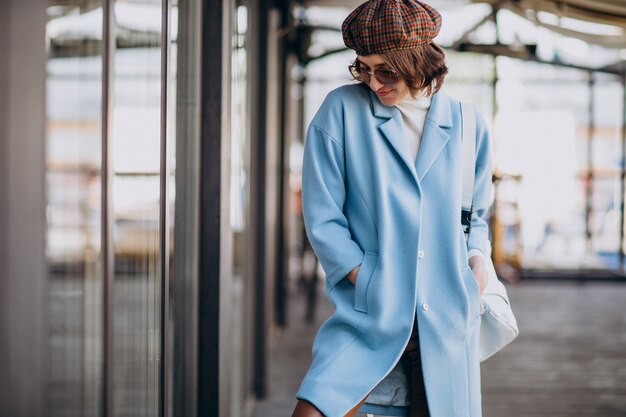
[111,1,163,416]
[229,3,250,416]
[46,1,176,416]
[46,2,104,416]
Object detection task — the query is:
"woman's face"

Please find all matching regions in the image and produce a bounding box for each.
[356,54,410,106]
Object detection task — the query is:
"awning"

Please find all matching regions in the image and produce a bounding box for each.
[303,0,626,48]
[477,0,626,48]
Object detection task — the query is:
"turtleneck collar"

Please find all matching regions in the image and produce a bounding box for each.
[395,90,432,112]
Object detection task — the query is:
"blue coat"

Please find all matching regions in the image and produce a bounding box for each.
[296,84,493,417]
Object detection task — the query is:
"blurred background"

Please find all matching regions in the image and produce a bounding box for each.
[1,0,625,417]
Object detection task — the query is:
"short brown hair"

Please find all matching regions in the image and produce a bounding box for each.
[382,42,448,97]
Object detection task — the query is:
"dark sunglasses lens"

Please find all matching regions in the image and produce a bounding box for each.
[375,69,398,84]
[349,65,370,83]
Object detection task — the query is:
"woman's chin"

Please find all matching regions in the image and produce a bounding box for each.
[380,95,400,106]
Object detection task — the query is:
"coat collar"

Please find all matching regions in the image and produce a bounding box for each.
[370,89,452,184]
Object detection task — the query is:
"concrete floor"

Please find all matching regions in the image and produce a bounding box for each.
[251,280,626,417]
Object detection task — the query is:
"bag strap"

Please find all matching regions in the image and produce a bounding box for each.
[460,102,476,236]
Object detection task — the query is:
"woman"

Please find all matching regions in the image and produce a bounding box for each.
[291,1,493,416]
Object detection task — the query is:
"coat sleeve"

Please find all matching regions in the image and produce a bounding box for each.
[467,111,494,256]
[301,124,364,288]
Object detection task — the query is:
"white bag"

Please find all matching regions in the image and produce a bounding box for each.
[477,240,519,360]
[461,102,519,362]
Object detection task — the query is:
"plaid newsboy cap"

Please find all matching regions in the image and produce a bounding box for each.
[342,0,442,55]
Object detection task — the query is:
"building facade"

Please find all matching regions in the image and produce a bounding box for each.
[1,0,293,416]
[1,1,625,417]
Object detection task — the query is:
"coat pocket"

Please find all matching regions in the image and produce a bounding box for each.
[354,251,378,313]
[463,266,481,322]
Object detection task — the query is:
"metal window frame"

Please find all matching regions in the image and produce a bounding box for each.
[619,70,626,274]
[101,0,115,415]
[172,0,201,415]
[159,0,173,416]
[197,1,233,416]
[0,0,47,415]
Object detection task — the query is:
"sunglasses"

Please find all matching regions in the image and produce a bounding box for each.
[348,61,400,85]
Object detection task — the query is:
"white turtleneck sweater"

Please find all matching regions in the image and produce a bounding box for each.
[395,91,485,262]
[394,91,431,164]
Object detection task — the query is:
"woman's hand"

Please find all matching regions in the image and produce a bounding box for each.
[346,264,360,285]
[468,255,489,295]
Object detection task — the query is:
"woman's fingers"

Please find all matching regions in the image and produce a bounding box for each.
[471,263,489,295]
[346,264,360,285]
[291,400,325,417]
[468,255,489,294]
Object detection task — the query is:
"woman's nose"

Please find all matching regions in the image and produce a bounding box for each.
[368,75,384,91]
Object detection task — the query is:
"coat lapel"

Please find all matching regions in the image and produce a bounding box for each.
[370,89,453,184]
[414,90,452,182]
[370,91,418,182]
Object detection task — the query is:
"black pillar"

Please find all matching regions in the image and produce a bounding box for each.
[250,0,271,399]
[198,0,229,415]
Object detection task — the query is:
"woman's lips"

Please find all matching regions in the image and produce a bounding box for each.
[376,90,392,98]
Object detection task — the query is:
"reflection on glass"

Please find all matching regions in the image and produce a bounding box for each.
[111,1,163,416]
[46,1,104,416]
[230,3,249,417]
[47,0,175,415]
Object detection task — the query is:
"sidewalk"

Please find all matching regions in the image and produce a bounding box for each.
[251,280,626,417]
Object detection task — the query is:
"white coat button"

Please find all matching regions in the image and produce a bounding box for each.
[422,302,429,311]
[418,250,425,259]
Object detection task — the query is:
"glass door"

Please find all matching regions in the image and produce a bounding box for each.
[46,0,176,415]
[46,2,104,415]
